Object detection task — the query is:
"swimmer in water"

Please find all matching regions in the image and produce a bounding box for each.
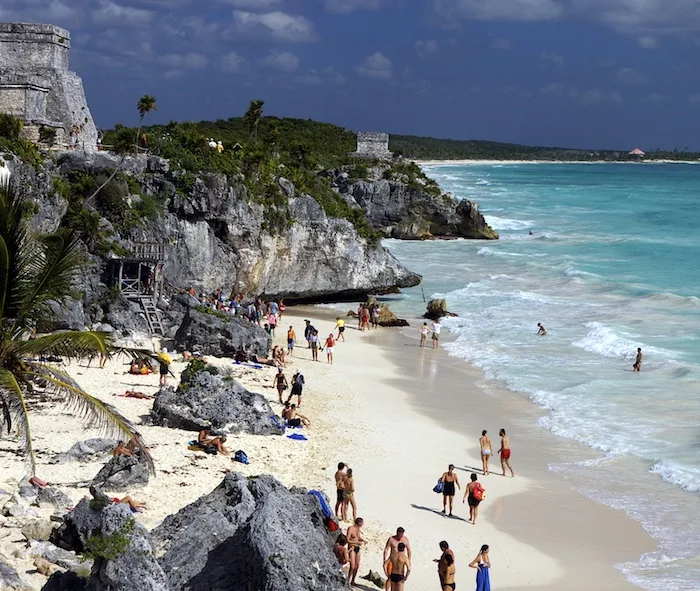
[537,322,547,336]
[633,347,643,372]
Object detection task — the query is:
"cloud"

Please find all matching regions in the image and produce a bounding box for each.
[261,51,300,71]
[491,37,511,49]
[415,40,439,59]
[163,70,183,80]
[356,52,392,79]
[540,51,565,66]
[219,52,248,73]
[222,0,282,7]
[322,0,382,13]
[541,83,623,105]
[433,0,562,22]
[638,35,658,48]
[300,67,346,85]
[92,0,154,27]
[158,53,209,69]
[616,67,647,85]
[232,10,316,42]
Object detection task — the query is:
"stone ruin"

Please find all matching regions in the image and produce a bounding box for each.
[353,131,393,160]
[0,22,97,151]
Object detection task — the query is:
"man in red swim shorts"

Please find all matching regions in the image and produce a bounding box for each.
[499,428,515,478]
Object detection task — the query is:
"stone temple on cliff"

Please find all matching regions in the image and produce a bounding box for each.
[353,132,393,160]
[0,22,97,151]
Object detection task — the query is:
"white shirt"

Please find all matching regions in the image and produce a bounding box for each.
[432,322,442,334]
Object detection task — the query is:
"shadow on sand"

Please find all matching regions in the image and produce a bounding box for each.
[410,504,469,523]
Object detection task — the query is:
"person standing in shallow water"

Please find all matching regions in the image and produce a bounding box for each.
[469,544,491,591]
[432,319,442,350]
[499,428,514,477]
[537,322,547,336]
[420,322,429,347]
[633,347,643,372]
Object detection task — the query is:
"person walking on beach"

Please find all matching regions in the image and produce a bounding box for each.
[310,330,320,361]
[304,320,315,348]
[387,543,411,590]
[463,473,485,524]
[157,348,172,387]
[287,371,305,406]
[633,347,643,372]
[287,326,296,356]
[344,468,358,522]
[384,528,412,590]
[347,518,366,586]
[420,322,430,347]
[335,462,349,521]
[440,464,460,516]
[469,545,491,591]
[537,322,547,336]
[336,317,346,342]
[480,430,493,475]
[432,319,442,350]
[499,428,514,477]
[272,368,288,404]
[325,333,335,364]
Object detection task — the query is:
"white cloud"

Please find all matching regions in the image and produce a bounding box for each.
[638,35,658,48]
[415,40,439,59]
[540,51,565,66]
[323,0,382,13]
[92,0,154,27]
[433,0,562,22]
[616,67,647,85]
[232,10,316,42]
[158,53,209,69]
[222,0,282,7]
[163,69,183,79]
[261,51,300,71]
[219,51,248,73]
[491,37,511,49]
[356,52,392,79]
[300,67,346,85]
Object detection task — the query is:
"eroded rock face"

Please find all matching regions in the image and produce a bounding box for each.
[90,455,149,492]
[50,438,117,464]
[151,473,346,591]
[151,369,283,435]
[173,308,270,357]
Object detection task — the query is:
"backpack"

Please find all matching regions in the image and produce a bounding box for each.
[233,450,249,465]
[472,484,485,501]
[295,373,305,386]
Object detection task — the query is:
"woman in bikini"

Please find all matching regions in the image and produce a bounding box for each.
[420,322,430,347]
[333,533,350,574]
[442,552,456,591]
[469,544,491,591]
[272,368,288,404]
[463,473,485,524]
[343,468,357,522]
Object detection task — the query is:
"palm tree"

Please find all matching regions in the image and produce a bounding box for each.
[0,180,153,475]
[243,100,265,141]
[135,95,157,152]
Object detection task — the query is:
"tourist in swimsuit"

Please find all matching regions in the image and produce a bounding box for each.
[286,404,310,428]
[325,334,335,364]
[440,464,461,516]
[112,441,134,458]
[334,533,350,573]
[346,518,366,586]
[469,545,491,591]
[384,527,412,591]
[442,553,456,591]
[344,468,357,522]
[371,306,380,329]
[335,462,349,520]
[479,430,493,475]
[387,542,410,590]
[435,541,455,589]
[463,473,485,524]
[499,428,514,477]
[287,326,296,356]
[420,322,429,348]
[272,368,288,404]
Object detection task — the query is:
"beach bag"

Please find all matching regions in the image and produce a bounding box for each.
[433,479,444,494]
[233,450,249,465]
[326,517,340,532]
[473,484,485,501]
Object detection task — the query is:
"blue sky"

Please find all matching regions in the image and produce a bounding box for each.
[4,0,700,150]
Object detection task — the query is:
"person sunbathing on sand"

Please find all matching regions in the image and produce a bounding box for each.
[198,429,228,455]
[113,441,134,458]
[123,390,152,399]
[113,495,146,512]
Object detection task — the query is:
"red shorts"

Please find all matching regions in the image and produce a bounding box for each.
[501,449,511,460]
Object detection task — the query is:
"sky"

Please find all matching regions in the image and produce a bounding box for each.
[3,0,700,150]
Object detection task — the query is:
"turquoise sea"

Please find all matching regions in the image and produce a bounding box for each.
[385,163,700,590]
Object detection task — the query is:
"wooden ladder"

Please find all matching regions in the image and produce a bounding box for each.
[138,296,164,336]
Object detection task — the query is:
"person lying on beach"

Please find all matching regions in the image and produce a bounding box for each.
[113,495,147,512]
[250,354,279,367]
[335,462,349,520]
[113,441,134,458]
[440,465,460,516]
[286,404,310,428]
[386,543,410,590]
[537,322,547,336]
[346,518,366,586]
[499,428,514,477]
[121,390,152,399]
[198,429,228,455]
[480,430,493,475]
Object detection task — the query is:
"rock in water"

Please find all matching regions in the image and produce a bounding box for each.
[424,298,458,321]
[151,473,346,591]
[91,456,149,491]
[151,368,283,435]
[50,488,168,591]
[174,308,270,357]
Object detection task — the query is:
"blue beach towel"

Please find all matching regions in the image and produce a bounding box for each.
[287,433,308,441]
[234,361,264,369]
[270,415,285,430]
[307,490,332,518]
[433,479,444,494]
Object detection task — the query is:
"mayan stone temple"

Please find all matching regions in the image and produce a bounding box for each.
[0,22,98,150]
[353,131,393,160]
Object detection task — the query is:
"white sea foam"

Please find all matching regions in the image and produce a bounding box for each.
[651,460,700,494]
[484,215,534,230]
[572,322,652,360]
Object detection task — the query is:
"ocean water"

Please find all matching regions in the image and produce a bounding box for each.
[383,163,700,590]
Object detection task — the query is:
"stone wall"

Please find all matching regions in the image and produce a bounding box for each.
[354,131,392,159]
[0,22,97,151]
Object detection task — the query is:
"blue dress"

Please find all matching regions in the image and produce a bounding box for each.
[476,563,491,591]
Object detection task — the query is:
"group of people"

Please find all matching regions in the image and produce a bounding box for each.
[419,320,442,350]
[298,319,338,363]
[188,287,286,330]
[357,303,380,331]
[478,429,514,478]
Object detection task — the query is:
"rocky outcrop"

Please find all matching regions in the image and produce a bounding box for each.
[50,487,168,591]
[91,455,149,491]
[377,305,409,327]
[151,473,346,591]
[151,367,283,435]
[174,307,270,357]
[330,168,498,240]
[424,298,458,321]
[50,438,117,464]
[0,560,27,590]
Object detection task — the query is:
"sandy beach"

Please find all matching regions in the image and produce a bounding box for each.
[0,307,655,590]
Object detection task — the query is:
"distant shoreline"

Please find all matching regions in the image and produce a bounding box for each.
[414,158,700,166]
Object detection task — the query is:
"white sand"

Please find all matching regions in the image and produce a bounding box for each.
[0,309,651,590]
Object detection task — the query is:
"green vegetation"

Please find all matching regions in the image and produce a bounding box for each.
[83,517,136,561]
[182,357,219,385]
[0,113,43,167]
[195,305,230,321]
[0,180,153,475]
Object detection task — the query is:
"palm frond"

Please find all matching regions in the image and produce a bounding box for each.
[24,363,154,474]
[0,388,13,434]
[0,368,36,474]
[12,331,110,361]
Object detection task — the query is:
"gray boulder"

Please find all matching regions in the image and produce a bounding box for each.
[151,473,346,591]
[151,369,283,435]
[37,487,73,513]
[174,307,270,357]
[30,541,89,575]
[51,438,118,464]
[49,487,168,591]
[91,455,149,492]
[0,560,27,590]
[22,519,57,542]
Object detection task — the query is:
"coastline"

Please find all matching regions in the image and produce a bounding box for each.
[0,307,655,590]
[414,158,700,166]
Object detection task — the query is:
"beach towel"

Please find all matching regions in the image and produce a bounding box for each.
[233,450,249,465]
[270,415,285,431]
[433,479,444,494]
[287,433,307,441]
[188,441,217,455]
[233,361,264,369]
[476,565,491,591]
[307,490,332,518]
